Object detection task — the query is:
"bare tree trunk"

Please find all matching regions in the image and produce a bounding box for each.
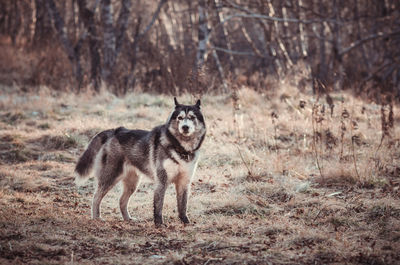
[115,0,131,58]
[354,0,370,70]
[267,0,293,70]
[240,20,263,57]
[195,0,208,70]
[100,0,116,84]
[33,0,53,47]
[159,4,176,49]
[99,0,132,90]
[297,0,308,58]
[213,0,234,69]
[0,2,7,35]
[333,0,343,90]
[191,0,209,93]
[10,1,21,45]
[259,3,282,74]
[211,44,228,92]
[183,0,195,56]
[164,1,182,51]
[317,0,327,83]
[46,0,83,89]
[77,0,101,91]
[127,0,167,89]
[28,0,36,44]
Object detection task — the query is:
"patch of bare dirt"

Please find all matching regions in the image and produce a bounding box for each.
[1,90,399,264]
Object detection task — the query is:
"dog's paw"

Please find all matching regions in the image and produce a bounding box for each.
[124,217,138,222]
[154,215,164,227]
[179,215,190,224]
[155,223,168,229]
[123,215,139,222]
[91,217,105,223]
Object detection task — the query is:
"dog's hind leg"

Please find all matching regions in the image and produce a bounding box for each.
[92,156,125,219]
[92,183,113,219]
[120,170,140,221]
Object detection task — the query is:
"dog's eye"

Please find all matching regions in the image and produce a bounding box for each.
[188,116,195,120]
[177,116,183,120]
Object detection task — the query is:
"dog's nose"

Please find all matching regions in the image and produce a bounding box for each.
[182,125,189,133]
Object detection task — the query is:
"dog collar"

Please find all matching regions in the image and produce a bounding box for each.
[165,129,196,162]
[175,149,195,162]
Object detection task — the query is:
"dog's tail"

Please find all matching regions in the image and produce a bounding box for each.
[74,129,115,186]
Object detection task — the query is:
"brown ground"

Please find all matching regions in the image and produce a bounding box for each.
[0,85,399,264]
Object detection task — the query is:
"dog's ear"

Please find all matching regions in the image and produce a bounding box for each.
[195,99,201,109]
[174,97,180,108]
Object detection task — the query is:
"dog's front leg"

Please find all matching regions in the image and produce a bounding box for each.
[175,178,190,224]
[153,169,168,226]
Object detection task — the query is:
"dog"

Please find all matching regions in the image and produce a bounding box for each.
[74,98,206,225]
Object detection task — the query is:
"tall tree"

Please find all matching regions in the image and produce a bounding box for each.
[100,0,131,87]
[46,0,83,88]
[77,0,101,91]
[195,0,208,69]
[100,0,116,83]
[33,0,53,47]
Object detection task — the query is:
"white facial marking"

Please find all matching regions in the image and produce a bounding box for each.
[178,110,196,136]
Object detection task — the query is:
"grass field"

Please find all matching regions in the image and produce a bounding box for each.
[0,84,399,264]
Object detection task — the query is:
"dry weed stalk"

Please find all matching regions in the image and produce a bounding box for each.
[311,103,324,178]
[326,93,334,117]
[231,86,242,140]
[340,107,349,160]
[349,109,361,181]
[271,111,279,152]
[375,98,394,155]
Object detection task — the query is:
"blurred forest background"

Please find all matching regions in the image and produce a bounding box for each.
[0,0,399,99]
[1,2,400,263]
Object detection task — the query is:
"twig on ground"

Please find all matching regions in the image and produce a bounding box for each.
[235,144,253,178]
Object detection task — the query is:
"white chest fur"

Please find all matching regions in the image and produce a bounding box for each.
[162,151,199,184]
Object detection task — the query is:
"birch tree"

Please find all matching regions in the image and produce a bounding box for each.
[100,0,115,83]
[195,0,208,70]
[100,0,131,86]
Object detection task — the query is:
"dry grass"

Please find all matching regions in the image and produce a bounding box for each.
[0,83,399,264]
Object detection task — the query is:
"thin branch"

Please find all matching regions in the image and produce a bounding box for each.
[305,33,333,43]
[360,61,395,89]
[210,46,228,92]
[211,45,257,56]
[207,8,337,50]
[339,30,400,56]
[220,0,338,24]
[137,0,167,41]
[220,13,320,25]
[240,21,264,57]
[115,0,131,55]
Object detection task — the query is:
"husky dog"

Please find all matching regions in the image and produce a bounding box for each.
[75,98,206,225]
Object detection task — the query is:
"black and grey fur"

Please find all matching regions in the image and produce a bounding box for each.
[75,98,206,225]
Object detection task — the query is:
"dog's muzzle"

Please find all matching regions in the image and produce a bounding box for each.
[182,125,189,133]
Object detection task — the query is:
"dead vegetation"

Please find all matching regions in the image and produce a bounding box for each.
[0,84,399,264]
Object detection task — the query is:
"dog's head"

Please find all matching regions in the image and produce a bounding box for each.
[167,97,206,139]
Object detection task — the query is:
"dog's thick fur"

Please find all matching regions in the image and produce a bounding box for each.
[75,98,206,225]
